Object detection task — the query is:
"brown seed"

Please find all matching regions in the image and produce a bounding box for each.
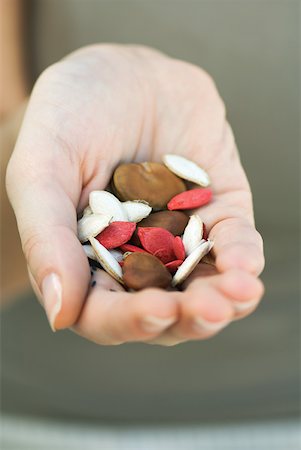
[131,211,189,245]
[122,253,172,290]
[112,162,186,210]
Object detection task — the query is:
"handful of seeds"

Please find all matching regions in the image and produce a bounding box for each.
[78,154,214,290]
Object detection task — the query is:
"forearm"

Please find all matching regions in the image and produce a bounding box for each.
[0,0,28,119]
[1,100,30,304]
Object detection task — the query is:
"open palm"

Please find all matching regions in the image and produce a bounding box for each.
[6,45,264,345]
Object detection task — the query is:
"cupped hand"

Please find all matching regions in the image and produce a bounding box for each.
[6,45,264,345]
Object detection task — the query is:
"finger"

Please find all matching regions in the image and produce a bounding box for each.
[6,102,89,331]
[210,268,264,320]
[149,268,264,346]
[149,276,234,346]
[73,268,180,345]
[210,217,265,276]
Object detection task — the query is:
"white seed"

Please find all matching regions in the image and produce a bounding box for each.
[82,244,97,261]
[122,251,132,260]
[82,205,92,217]
[172,240,214,286]
[89,190,127,221]
[109,249,124,263]
[89,237,123,284]
[182,215,204,256]
[77,214,111,243]
[122,200,152,222]
[163,154,210,187]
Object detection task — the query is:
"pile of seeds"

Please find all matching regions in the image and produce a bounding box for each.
[78,154,214,290]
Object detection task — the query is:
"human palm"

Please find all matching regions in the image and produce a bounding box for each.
[6,45,264,345]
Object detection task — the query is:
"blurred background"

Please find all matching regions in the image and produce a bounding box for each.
[1,0,300,448]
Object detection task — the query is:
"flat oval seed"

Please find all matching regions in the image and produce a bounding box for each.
[77,214,111,243]
[163,154,210,187]
[172,240,214,286]
[82,244,97,261]
[122,200,152,222]
[89,190,127,221]
[182,215,204,256]
[82,205,92,217]
[89,237,123,284]
[123,253,172,290]
[109,249,124,262]
[113,162,186,210]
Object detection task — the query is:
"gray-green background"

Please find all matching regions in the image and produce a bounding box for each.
[1,0,300,422]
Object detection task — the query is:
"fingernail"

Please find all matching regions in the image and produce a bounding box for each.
[193,317,230,333]
[141,316,176,333]
[41,273,62,332]
[233,299,258,312]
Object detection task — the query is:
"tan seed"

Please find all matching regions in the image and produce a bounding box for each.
[112,162,186,210]
[123,253,172,290]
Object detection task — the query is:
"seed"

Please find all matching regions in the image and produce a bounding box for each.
[89,237,123,284]
[120,244,147,253]
[172,240,214,286]
[82,244,97,261]
[138,227,175,263]
[123,253,172,290]
[182,215,204,256]
[89,190,127,221]
[122,200,152,222]
[77,214,111,243]
[167,188,212,211]
[163,154,210,187]
[112,162,186,210]
[131,211,188,245]
[165,259,184,274]
[173,236,186,260]
[83,205,92,216]
[122,251,133,259]
[108,249,124,262]
[153,247,175,264]
[96,221,136,249]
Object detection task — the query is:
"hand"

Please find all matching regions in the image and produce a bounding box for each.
[6,44,264,345]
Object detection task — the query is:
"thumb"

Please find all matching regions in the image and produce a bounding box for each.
[6,128,90,332]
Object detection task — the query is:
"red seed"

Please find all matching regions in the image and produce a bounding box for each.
[96,222,136,249]
[153,248,175,264]
[165,259,183,274]
[173,236,186,260]
[120,244,147,253]
[138,227,175,262]
[167,188,212,211]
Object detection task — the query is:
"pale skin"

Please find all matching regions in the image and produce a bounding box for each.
[6,44,265,345]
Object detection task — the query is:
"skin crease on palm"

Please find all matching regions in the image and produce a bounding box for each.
[6,44,265,346]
